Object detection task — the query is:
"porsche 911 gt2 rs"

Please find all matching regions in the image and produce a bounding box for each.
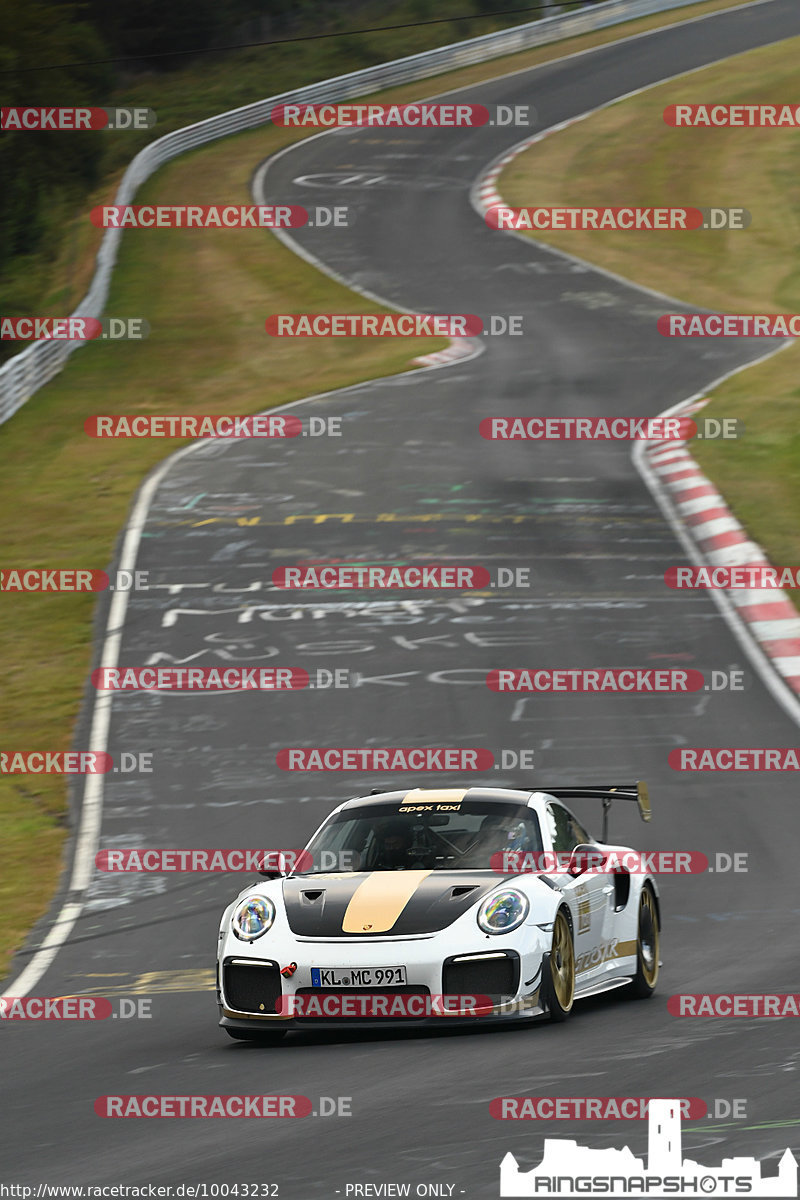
[216,783,660,1041]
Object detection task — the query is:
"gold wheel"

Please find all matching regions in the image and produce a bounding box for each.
[638,886,659,989]
[549,909,575,1014]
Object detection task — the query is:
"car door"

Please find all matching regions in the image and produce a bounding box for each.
[543,800,611,979]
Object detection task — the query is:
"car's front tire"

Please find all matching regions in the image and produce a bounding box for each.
[225,1027,286,1045]
[541,907,575,1022]
[628,883,660,999]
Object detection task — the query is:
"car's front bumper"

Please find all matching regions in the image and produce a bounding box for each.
[217,933,547,1032]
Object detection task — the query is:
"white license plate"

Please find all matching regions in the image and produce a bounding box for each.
[310,966,407,987]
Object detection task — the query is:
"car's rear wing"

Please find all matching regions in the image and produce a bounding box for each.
[537,781,650,843]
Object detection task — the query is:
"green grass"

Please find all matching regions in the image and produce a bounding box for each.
[0,0,759,981]
[499,34,800,597]
[0,0,755,335]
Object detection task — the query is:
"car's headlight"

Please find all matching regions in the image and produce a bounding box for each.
[477,888,529,934]
[232,895,275,941]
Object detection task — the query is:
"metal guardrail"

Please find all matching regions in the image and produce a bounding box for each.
[0,0,723,425]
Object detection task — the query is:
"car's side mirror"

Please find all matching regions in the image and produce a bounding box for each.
[567,844,605,877]
[257,850,291,878]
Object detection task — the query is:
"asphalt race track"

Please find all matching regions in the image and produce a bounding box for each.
[3,2,800,1194]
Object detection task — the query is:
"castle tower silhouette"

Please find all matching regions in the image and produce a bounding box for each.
[499,1098,798,1197]
[648,1098,681,1172]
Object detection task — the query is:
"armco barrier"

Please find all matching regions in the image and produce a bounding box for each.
[0,0,733,425]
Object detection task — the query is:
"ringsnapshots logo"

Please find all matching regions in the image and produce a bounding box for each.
[499,1099,797,1197]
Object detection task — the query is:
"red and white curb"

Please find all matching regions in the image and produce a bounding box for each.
[412,338,476,367]
[643,398,800,695]
[474,133,540,216]
[474,128,800,704]
[473,119,586,219]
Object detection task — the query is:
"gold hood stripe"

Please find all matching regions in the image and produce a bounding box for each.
[342,870,433,933]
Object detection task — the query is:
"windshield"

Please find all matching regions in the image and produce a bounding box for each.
[296,800,543,873]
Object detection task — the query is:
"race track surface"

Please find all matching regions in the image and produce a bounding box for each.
[3,3,800,1194]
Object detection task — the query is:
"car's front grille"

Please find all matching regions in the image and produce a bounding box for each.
[223,959,282,1015]
[442,952,519,1001]
[294,985,430,1022]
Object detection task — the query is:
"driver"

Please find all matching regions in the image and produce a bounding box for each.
[374,819,414,869]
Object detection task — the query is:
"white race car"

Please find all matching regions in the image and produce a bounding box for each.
[216,783,660,1042]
